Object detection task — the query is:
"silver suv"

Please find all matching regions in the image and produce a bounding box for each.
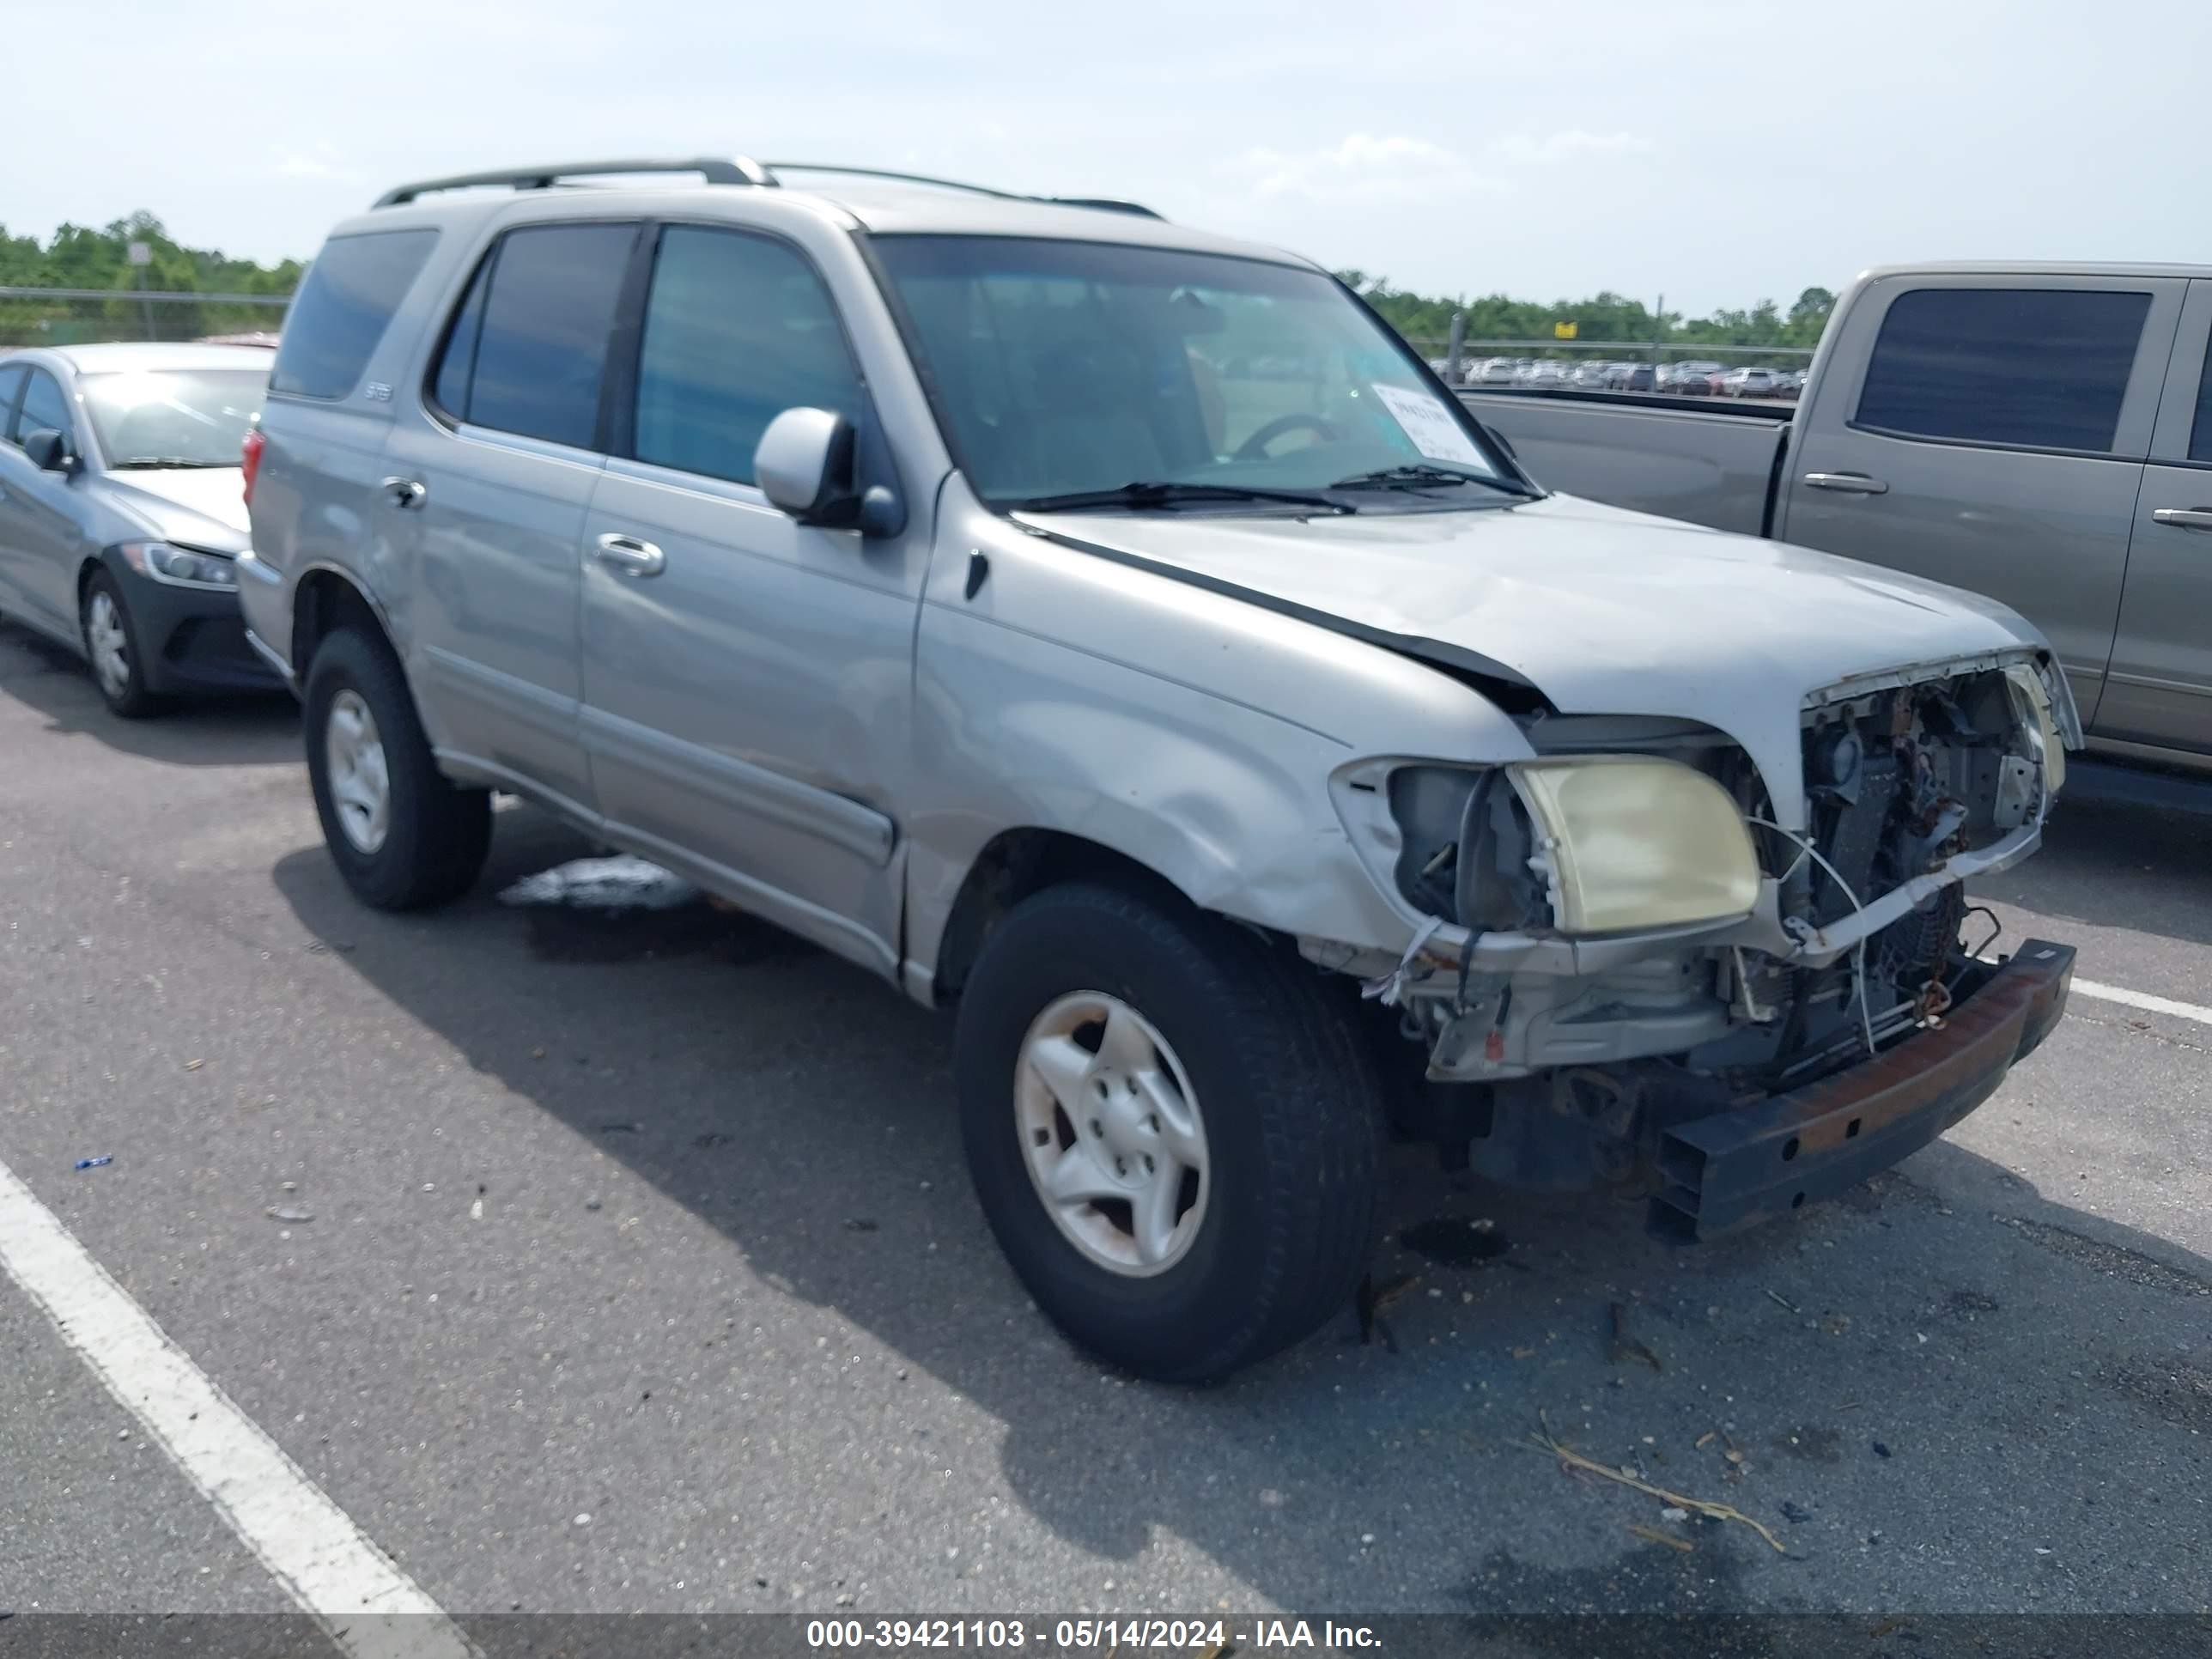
[243,158,2077,1381]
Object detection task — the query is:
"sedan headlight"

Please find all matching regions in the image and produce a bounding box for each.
[116,541,239,590]
[1509,757,1760,934]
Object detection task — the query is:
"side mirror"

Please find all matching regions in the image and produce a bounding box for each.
[21,428,73,472]
[754,407,904,538]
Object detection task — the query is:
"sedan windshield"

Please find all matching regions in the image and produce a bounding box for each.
[80,368,267,469]
[873,236,1513,509]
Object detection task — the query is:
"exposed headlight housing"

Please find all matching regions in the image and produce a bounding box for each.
[116,541,238,590]
[2004,662,2066,795]
[1509,757,1760,935]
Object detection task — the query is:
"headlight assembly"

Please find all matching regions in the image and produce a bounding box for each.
[1508,757,1760,935]
[2004,662,2066,794]
[116,541,239,590]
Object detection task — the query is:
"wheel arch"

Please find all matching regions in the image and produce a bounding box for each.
[291,565,396,678]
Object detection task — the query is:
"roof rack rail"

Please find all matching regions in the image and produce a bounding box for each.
[764,164,1163,220]
[372,156,775,209]
[370,156,1164,221]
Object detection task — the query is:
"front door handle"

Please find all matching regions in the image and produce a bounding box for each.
[592,532,666,577]
[2151,507,2212,531]
[380,476,427,509]
[1802,471,1889,495]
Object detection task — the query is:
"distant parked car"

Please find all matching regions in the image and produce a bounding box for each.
[1569,362,1613,388]
[1720,367,1780,398]
[1516,361,1569,387]
[0,343,280,715]
[1664,362,1724,395]
[1471,358,1519,386]
[1617,362,1656,392]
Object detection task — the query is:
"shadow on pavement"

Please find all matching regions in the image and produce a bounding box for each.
[269,811,2212,1613]
[0,619,298,768]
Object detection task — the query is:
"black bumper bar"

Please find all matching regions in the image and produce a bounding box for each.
[1650,939,2075,1240]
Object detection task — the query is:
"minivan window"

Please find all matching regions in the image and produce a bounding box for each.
[15,369,73,448]
[269,229,438,401]
[1855,287,2150,453]
[631,226,863,486]
[447,223,635,450]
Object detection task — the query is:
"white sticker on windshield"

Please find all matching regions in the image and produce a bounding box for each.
[1369,383,1486,467]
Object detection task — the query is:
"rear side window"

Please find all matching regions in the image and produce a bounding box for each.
[1855,287,2149,453]
[631,226,863,485]
[2191,326,2212,465]
[433,224,635,449]
[270,229,439,401]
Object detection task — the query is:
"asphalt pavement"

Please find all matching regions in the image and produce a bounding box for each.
[2,615,2207,1632]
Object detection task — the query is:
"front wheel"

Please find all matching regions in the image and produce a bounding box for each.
[81,570,160,719]
[955,881,1386,1382]
[304,627,489,910]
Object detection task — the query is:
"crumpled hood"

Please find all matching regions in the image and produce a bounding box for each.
[98,467,250,549]
[1017,491,2053,826]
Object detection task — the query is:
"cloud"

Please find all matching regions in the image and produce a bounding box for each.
[270,148,360,183]
[1224,133,1503,204]
[1483,130,1656,167]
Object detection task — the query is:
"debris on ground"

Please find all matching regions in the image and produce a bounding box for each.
[693,1132,732,1150]
[73,1157,112,1171]
[1660,1506,1689,1522]
[1781,1501,1813,1524]
[264,1205,313,1224]
[1523,1417,1788,1554]
[1607,1302,1663,1372]
[183,1058,205,1072]
[1399,1216,1507,1267]
[1874,1441,1893,1458]
[1765,1288,1800,1313]
[843,1218,879,1232]
[1356,1271,1421,1350]
[597,1122,641,1136]
[1694,1431,1717,1450]
[499,856,701,912]
[1511,1346,1537,1360]
[469,1198,484,1221]
[584,1196,603,1212]
[1627,1523,1694,1553]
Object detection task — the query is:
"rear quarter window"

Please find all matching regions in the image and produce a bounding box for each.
[270,228,440,401]
[1854,287,2149,453]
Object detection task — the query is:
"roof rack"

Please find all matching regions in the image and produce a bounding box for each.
[373,156,1163,220]
[373,156,775,209]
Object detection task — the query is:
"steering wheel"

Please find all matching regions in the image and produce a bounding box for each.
[1231,412,1340,463]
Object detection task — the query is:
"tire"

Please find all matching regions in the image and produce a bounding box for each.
[955,880,1386,1382]
[81,569,161,719]
[303,626,490,911]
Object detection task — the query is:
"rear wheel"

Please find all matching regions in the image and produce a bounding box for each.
[955,881,1386,1382]
[304,627,489,910]
[81,571,160,719]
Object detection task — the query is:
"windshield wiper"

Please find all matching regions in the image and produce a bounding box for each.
[108,459,237,471]
[1328,464,1540,498]
[1017,480,1355,515]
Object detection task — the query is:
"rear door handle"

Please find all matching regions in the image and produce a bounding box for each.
[2151,507,2212,531]
[592,532,666,577]
[380,476,427,509]
[1802,471,1889,495]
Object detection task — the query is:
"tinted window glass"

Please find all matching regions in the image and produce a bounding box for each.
[465,224,634,449]
[632,227,862,485]
[0,365,23,435]
[16,370,72,447]
[431,250,492,418]
[2191,327,2212,465]
[270,229,438,400]
[1856,287,2149,453]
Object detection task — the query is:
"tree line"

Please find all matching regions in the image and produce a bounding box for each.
[1340,270,1837,355]
[1,213,301,345]
[0,212,1838,358]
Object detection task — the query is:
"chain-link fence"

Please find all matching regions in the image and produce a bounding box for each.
[0,288,290,349]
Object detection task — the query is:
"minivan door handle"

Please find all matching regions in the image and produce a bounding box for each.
[2151,507,2212,531]
[380,477,427,509]
[592,533,666,577]
[1802,471,1889,495]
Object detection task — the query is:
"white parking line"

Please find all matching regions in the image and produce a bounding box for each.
[0,1158,477,1659]
[2073,978,2212,1029]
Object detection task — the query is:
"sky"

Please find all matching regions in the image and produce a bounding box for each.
[9,0,2208,316]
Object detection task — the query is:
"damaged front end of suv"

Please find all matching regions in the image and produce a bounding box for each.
[1319,651,2078,1238]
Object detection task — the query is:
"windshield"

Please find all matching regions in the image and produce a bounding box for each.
[873,236,1511,508]
[80,368,266,468]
